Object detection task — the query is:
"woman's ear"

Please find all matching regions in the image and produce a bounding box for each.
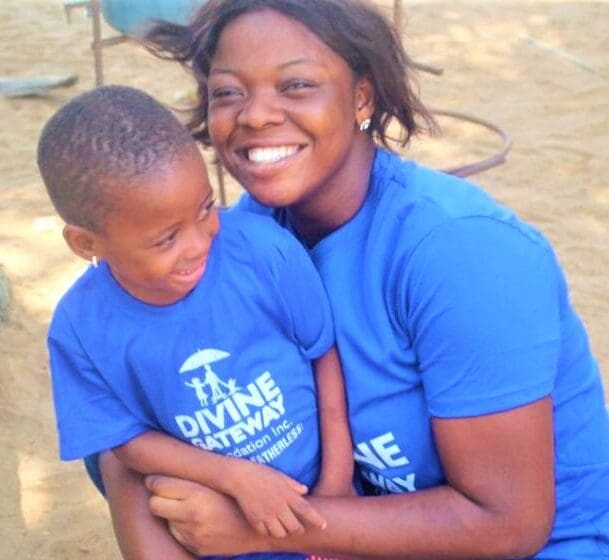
[355,76,376,124]
[62,224,101,262]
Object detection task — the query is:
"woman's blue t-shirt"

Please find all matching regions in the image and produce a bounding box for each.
[237,147,609,558]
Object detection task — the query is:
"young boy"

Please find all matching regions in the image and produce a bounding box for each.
[38,85,354,560]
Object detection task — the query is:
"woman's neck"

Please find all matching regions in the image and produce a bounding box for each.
[287,140,376,247]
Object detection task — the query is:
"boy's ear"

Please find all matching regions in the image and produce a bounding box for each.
[62,224,101,262]
[355,75,376,123]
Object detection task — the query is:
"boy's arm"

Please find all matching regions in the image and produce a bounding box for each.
[113,430,326,537]
[113,430,241,494]
[312,346,355,496]
[100,450,195,560]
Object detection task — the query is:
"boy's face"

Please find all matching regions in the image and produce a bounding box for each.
[96,147,220,305]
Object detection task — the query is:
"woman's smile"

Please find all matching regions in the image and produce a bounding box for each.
[245,144,301,165]
[235,142,308,182]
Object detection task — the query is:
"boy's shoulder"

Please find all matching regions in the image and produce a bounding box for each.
[55,265,98,308]
[219,208,299,263]
[221,204,282,231]
[49,265,104,334]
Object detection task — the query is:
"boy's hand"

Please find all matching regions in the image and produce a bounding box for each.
[228,461,327,538]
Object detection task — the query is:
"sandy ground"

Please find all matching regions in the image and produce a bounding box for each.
[1,1,608,558]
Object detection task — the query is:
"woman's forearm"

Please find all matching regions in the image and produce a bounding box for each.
[148,478,543,559]
[262,487,542,559]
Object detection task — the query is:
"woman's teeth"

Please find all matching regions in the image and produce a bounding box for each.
[247,145,299,164]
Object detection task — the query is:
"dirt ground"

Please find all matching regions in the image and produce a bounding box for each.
[1,1,608,558]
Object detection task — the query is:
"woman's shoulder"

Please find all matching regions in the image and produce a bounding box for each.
[374,148,498,215]
[373,148,549,246]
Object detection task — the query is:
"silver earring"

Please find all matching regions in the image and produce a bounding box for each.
[359,118,371,131]
[91,256,99,268]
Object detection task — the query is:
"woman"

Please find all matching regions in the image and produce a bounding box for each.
[102,0,609,558]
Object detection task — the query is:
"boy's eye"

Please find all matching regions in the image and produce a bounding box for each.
[154,230,177,248]
[199,197,217,220]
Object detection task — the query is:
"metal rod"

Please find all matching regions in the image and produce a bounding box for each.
[431,109,513,177]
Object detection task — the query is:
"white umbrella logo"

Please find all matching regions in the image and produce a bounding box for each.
[179,348,238,404]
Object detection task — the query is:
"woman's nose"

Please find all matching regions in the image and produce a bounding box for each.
[236,88,285,129]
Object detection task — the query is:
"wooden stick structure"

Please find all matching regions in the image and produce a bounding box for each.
[390,0,512,176]
[523,34,608,81]
[90,0,104,86]
[393,0,405,34]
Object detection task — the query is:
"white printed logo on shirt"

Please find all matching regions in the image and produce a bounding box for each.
[174,347,304,464]
[355,432,417,493]
[179,348,239,405]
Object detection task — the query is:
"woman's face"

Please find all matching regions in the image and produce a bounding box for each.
[207,9,371,209]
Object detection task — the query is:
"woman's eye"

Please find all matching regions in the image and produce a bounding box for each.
[283,79,316,92]
[210,87,242,101]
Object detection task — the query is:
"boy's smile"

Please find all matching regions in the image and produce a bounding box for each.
[94,146,220,306]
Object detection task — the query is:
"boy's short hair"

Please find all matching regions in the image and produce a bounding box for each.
[37,85,194,232]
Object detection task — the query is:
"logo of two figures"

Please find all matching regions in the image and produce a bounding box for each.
[179,348,241,407]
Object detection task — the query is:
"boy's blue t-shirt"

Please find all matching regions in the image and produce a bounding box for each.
[48,211,334,560]
[237,148,609,558]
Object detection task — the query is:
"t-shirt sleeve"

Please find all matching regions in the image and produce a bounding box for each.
[231,193,274,216]
[48,307,150,460]
[404,216,561,418]
[275,233,335,360]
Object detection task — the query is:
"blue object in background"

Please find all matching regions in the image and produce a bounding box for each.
[100,0,208,36]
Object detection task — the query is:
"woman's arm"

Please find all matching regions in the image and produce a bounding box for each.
[100,451,196,560]
[312,346,355,496]
[147,397,555,559]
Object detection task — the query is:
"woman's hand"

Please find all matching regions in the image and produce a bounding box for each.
[145,475,266,557]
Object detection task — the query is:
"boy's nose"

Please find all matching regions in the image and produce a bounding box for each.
[183,226,209,261]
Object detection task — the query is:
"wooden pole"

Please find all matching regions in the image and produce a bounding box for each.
[91,0,104,86]
[393,0,404,35]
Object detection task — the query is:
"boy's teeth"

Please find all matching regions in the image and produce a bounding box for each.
[247,145,298,164]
